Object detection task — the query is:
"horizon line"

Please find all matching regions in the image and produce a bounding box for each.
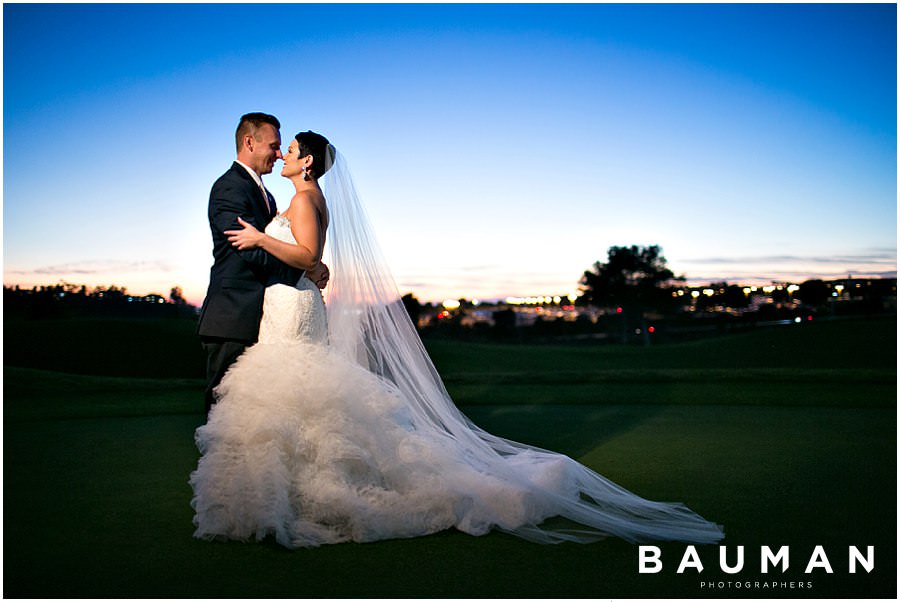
[5,271,897,308]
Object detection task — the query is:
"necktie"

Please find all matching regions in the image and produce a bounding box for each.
[258,182,272,215]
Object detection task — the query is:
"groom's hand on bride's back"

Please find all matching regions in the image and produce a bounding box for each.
[308,262,330,289]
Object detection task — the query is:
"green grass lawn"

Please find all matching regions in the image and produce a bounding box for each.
[3,316,896,598]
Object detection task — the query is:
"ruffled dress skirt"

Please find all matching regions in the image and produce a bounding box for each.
[189,338,577,548]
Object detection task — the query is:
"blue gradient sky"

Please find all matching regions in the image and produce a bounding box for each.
[4,3,896,304]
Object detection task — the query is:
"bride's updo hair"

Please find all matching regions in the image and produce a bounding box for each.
[295,131,335,180]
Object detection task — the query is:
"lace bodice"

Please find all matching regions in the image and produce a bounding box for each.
[258,215,327,345]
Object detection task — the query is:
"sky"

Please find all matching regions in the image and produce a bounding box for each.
[3,2,897,305]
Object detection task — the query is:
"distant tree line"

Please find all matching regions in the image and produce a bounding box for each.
[412,245,897,345]
[578,244,895,314]
[4,283,196,320]
[7,246,895,346]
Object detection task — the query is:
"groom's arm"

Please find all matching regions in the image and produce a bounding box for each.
[210,187,300,279]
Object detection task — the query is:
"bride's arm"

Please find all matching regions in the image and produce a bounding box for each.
[226,197,322,271]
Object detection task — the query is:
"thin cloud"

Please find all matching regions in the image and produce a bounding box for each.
[8,260,175,276]
[682,253,896,266]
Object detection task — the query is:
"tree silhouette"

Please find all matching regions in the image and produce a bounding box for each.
[400,293,422,327]
[170,286,187,305]
[797,279,830,307]
[578,245,684,344]
[579,245,682,309]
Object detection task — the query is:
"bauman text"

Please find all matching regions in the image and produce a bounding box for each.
[638,545,874,574]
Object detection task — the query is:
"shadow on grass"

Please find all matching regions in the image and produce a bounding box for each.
[465,403,668,459]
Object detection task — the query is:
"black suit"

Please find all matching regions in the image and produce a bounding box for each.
[197,162,302,414]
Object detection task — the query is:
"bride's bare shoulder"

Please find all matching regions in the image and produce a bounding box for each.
[286,189,327,224]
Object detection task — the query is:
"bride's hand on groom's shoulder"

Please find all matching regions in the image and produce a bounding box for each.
[226,217,264,250]
[308,262,330,289]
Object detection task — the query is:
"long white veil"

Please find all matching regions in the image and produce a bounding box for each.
[320,150,723,544]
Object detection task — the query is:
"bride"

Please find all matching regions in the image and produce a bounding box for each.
[189,131,724,548]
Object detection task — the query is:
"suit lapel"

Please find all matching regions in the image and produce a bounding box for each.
[231,162,274,223]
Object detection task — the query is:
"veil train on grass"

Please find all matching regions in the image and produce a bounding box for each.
[321,150,724,544]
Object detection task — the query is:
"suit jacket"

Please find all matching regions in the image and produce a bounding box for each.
[197,162,303,342]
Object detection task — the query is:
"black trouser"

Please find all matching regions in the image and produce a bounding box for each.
[200,336,252,417]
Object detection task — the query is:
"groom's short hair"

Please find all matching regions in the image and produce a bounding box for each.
[235,112,281,153]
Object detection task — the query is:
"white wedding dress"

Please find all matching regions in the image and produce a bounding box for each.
[190,154,724,548]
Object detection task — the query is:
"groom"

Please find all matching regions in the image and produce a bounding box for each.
[197,112,326,416]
